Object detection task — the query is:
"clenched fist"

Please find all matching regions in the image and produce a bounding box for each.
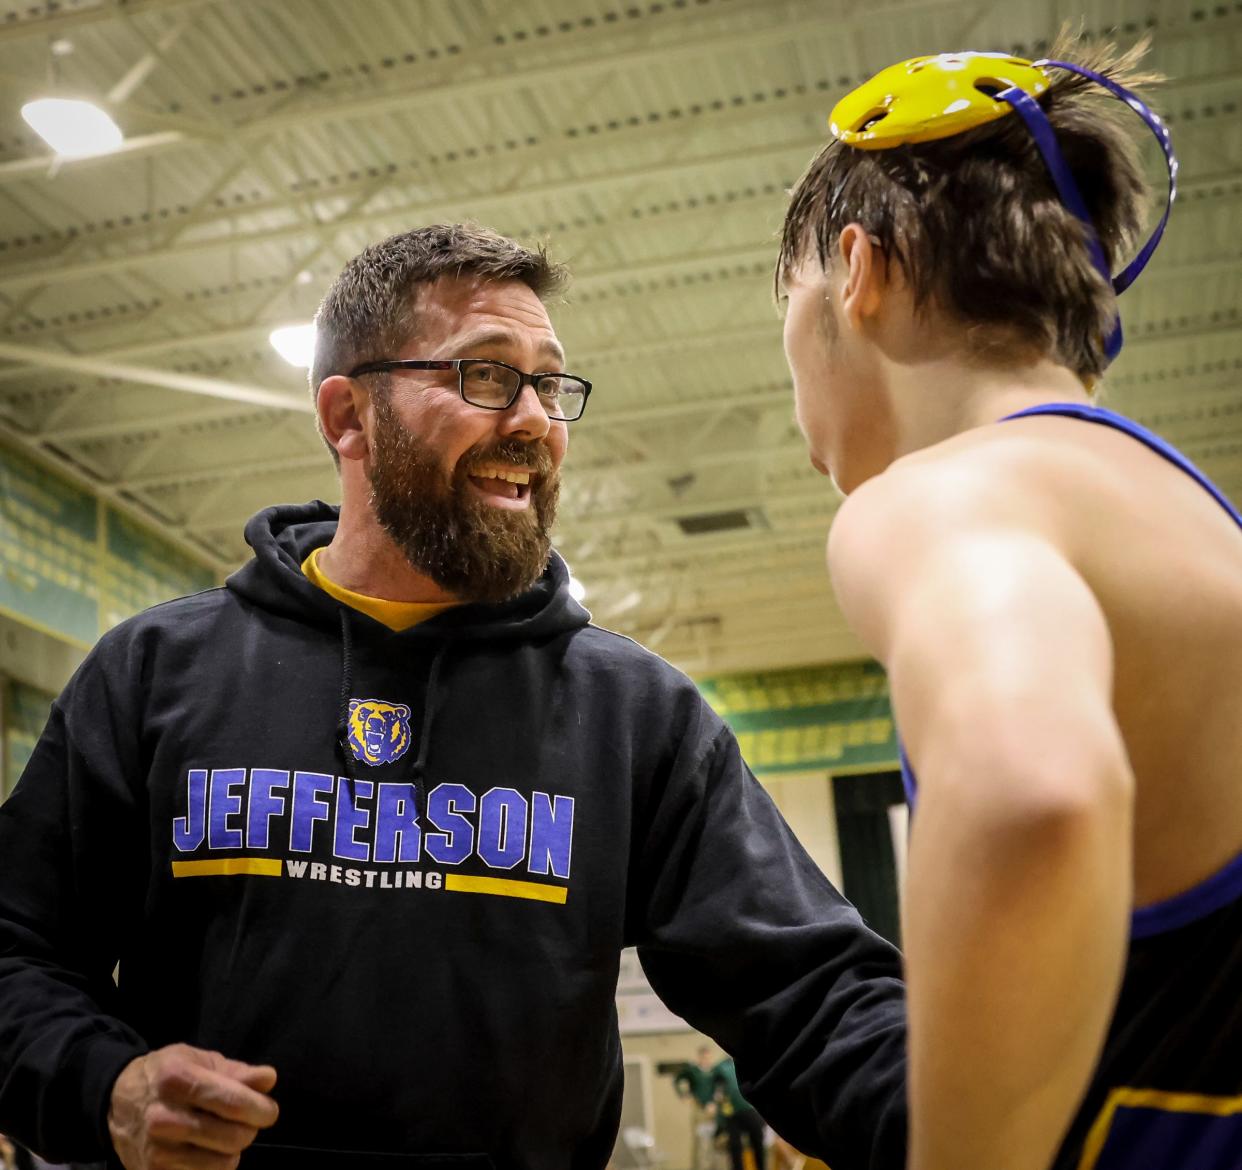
[108,1044,278,1170]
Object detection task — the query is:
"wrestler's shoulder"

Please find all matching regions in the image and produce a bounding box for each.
[846,427,1090,533]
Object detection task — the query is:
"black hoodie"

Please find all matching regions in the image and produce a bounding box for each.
[0,502,906,1170]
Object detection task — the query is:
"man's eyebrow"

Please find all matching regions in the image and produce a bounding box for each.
[541,341,567,367]
[452,328,566,367]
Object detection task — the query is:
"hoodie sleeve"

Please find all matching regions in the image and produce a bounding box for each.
[0,649,151,1162]
[632,715,907,1170]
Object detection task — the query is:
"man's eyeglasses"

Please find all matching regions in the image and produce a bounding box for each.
[348,358,592,422]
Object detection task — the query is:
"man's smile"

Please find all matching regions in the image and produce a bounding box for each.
[466,463,536,508]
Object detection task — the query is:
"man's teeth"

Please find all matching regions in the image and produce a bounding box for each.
[475,468,531,485]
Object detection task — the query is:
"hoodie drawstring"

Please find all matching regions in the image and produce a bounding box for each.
[407,642,449,821]
[335,608,360,797]
[334,605,449,818]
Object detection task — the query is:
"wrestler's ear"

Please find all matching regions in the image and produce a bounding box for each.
[837,223,886,332]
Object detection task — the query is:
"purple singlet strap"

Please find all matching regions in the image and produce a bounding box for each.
[1001,403,1242,532]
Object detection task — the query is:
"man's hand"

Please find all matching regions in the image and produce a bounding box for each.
[108,1044,279,1170]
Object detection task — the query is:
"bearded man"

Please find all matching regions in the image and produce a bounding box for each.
[0,225,907,1170]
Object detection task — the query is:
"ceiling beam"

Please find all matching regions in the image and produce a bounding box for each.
[41,402,274,443]
[6,343,783,475]
[3,1,1231,184]
[0,131,192,184]
[1,317,782,410]
[0,0,220,43]
[16,311,1242,459]
[3,51,1232,267]
[0,0,969,184]
[645,627,863,676]
[0,155,1234,363]
[8,135,1233,294]
[0,323,286,385]
[601,580,847,643]
[10,303,1240,454]
[118,428,807,494]
[575,528,831,583]
[0,340,309,412]
[0,239,778,383]
[9,98,795,264]
[0,130,814,291]
[123,447,327,490]
[0,227,1231,401]
[193,475,834,542]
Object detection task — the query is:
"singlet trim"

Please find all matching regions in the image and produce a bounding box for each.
[999,403,1242,531]
[1129,847,1242,940]
[898,742,917,808]
[1077,1087,1242,1170]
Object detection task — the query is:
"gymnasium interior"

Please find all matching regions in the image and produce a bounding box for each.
[0,1,1238,1167]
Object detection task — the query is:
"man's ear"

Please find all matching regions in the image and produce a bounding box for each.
[317,374,369,462]
[837,223,886,332]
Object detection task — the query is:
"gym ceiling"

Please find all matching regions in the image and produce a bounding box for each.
[0,0,1237,673]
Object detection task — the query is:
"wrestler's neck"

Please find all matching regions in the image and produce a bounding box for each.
[886,348,1092,459]
[317,478,461,605]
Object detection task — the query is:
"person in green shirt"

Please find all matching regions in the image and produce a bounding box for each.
[675,1047,723,1169]
[713,1058,767,1170]
[674,1046,718,1109]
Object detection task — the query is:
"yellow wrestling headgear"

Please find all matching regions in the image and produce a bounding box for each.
[824,50,1178,364]
[829,52,1052,149]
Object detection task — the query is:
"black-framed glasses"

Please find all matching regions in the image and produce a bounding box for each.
[348,358,592,422]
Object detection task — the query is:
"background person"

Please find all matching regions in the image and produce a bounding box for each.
[674,1046,723,1170]
[712,1057,767,1170]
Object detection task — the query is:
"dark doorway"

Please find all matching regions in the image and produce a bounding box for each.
[831,770,906,947]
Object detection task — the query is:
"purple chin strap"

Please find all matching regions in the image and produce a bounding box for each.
[996,59,1179,363]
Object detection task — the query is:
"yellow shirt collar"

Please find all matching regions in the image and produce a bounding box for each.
[302,547,460,632]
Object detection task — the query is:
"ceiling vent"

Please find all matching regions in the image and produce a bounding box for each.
[673,506,768,537]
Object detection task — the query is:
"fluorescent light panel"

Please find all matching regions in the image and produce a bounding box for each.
[269,324,317,368]
[21,99,122,158]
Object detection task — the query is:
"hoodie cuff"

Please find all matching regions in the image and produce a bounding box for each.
[59,1028,149,1159]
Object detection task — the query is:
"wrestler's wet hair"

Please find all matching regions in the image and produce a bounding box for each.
[776,29,1161,380]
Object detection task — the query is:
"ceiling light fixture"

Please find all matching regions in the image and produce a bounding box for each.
[269,323,317,368]
[21,98,122,158]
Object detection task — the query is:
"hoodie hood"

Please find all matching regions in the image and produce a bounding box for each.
[226,500,590,642]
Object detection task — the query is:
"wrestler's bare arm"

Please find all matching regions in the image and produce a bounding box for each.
[828,464,1134,1170]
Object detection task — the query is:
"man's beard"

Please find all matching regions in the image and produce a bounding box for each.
[366,393,560,604]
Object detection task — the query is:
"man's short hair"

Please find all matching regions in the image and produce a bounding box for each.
[776,31,1159,380]
[310,223,569,464]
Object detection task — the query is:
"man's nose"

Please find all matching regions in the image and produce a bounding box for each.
[499,383,551,440]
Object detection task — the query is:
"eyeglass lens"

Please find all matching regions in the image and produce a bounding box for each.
[459,360,586,421]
